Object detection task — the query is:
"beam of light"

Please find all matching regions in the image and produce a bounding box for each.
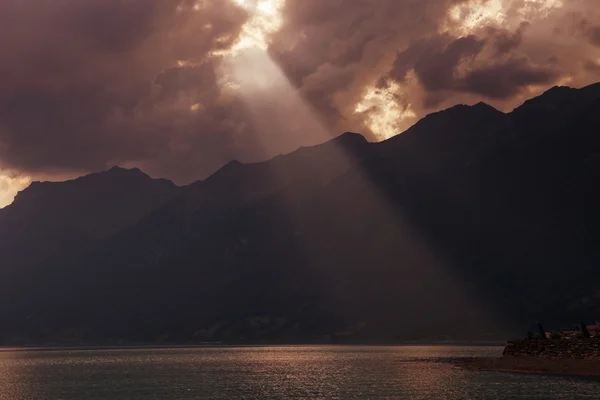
[0,173,31,209]
[223,48,332,156]
[212,0,285,57]
[354,81,417,141]
[212,30,488,334]
[189,0,333,154]
[217,47,490,338]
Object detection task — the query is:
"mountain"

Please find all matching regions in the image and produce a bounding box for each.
[2,83,600,345]
[0,167,180,317]
[0,166,179,261]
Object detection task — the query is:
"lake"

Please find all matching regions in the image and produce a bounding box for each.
[1,345,600,399]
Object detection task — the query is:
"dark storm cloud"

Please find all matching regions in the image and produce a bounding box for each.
[386,26,562,106]
[555,11,600,48]
[0,0,248,181]
[389,34,486,92]
[458,57,562,98]
[0,0,463,181]
[587,26,600,47]
[0,0,598,190]
[490,22,530,54]
[573,16,600,47]
[155,64,219,101]
[270,0,466,134]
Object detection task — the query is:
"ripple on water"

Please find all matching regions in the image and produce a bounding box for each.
[1,346,600,399]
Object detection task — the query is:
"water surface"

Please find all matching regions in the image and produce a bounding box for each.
[1,345,599,399]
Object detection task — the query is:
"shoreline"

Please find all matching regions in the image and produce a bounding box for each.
[0,341,505,352]
[455,356,600,377]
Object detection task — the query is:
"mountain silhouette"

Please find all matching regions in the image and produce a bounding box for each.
[0,166,178,262]
[2,83,600,345]
[0,167,180,324]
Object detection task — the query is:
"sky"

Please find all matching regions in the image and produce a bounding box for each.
[0,0,599,208]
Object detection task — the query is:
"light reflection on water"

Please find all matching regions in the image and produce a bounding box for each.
[0,345,599,399]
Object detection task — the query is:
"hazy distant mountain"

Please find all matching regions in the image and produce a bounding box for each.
[2,83,600,345]
[0,167,180,318]
[0,166,179,262]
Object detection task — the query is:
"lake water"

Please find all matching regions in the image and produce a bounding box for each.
[1,345,600,399]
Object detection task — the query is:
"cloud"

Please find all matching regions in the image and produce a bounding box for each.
[390,34,486,92]
[586,26,600,47]
[458,57,562,98]
[554,10,600,47]
[0,0,597,190]
[0,172,32,209]
[386,27,562,105]
[490,22,530,54]
[584,59,600,74]
[0,0,253,179]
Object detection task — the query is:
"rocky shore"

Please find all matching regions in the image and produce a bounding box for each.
[455,338,600,376]
[503,338,600,359]
[455,356,600,376]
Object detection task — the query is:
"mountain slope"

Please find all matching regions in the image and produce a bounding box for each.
[0,167,180,311]
[2,83,600,345]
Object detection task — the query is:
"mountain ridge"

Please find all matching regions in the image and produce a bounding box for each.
[8,82,600,198]
[2,82,600,345]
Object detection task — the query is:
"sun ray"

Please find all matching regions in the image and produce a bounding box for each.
[189,0,333,154]
[208,0,285,57]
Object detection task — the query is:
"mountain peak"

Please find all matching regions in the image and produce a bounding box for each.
[337,132,368,141]
[106,166,146,176]
[76,165,156,184]
[473,101,496,110]
[411,100,505,128]
[10,166,174,208]
[512,82,600,120]
[325,132,369,149]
